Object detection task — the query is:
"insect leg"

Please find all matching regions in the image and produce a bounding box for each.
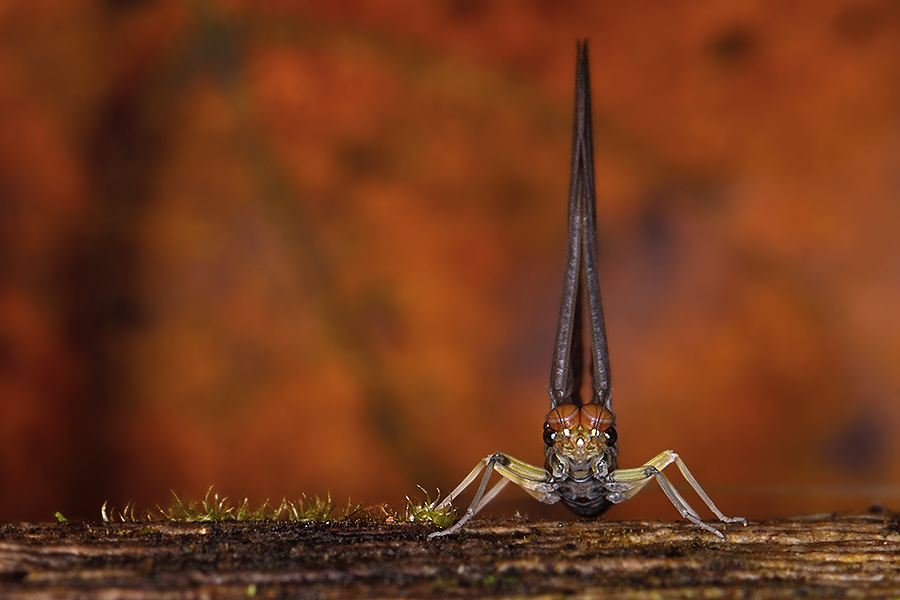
[609,450,746,539]
[432,455,494,512]
[428,453,555,538]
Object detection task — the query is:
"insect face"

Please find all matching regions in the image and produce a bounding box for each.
[543,404,618,479]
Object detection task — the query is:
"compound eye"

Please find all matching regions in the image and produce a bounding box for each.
[543,424,557,446]
[604,427,618,446]
[580,404,615,430]
[545,404,579,431]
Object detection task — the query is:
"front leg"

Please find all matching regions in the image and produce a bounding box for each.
[428,453,556,538]
[609,450,747,540]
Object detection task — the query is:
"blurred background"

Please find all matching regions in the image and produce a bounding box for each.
[1,0,899,523]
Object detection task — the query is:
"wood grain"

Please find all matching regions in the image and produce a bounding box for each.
[2,510,898,598]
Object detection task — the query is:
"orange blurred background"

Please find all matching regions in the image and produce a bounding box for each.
[1,0,899,523]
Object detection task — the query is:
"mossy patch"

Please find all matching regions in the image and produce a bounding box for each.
[92,486,457,529]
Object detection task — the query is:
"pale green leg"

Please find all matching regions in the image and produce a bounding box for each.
[428,453,555,538]
[609,450,747,540]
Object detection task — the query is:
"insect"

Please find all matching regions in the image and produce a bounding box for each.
[428,40,747,540]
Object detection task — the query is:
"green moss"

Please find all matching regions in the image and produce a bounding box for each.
[91,485,457,530]
[403,487,457,528]
[100,487,355,524]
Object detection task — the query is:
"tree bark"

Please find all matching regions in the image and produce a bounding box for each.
[1,510,898,598]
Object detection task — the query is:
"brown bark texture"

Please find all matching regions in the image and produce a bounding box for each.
[1,510,899,599]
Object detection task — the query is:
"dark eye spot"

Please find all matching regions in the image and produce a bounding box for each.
[543,425,557,446]
[604,427,617,446]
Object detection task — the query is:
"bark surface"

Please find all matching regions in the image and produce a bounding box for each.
[1,511,899,598]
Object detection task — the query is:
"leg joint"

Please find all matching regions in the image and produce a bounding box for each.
[489,452,509,467]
